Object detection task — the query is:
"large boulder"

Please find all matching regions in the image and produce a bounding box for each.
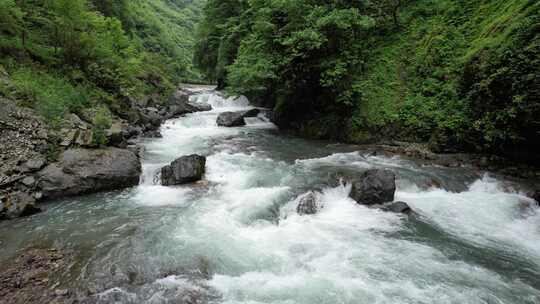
[349,169,396,205]
[161,155,206,186]
[296,192,320,215]
[216,109,260,127]
[37,148,141,200]
[168,89,212,117]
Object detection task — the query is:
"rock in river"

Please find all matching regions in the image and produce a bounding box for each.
[161,154,206,186]
[381,201,413,215]
[0,191,41,219]
[168,88,212,117]
[216,109,260,127]
[296,191,320,215]
[37,148,141,200]
[349,169,396,205]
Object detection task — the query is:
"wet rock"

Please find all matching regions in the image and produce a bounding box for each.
[381,201,413,214]
[531,190,540,207]
[296,192,320,215]
[161,154,206,186]
[169,88,191,105]
[38,148,141,200]
[349,169,396,205]
[168,88,212,117]
[1,191,41,219]
[169,101,212,117]
[216,109,260,127]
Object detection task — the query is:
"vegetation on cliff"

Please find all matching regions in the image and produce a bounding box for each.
[194,0,539,161]
[0,0,203,127]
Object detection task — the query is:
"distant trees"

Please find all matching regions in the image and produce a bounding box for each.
[194,0,540,157]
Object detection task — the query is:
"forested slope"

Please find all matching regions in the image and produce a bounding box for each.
[0,0,203,133]
[194,0,539,162]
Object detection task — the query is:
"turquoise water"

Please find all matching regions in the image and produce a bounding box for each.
[1,91,539,303]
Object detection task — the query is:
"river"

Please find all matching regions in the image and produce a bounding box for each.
[1,89,539,303]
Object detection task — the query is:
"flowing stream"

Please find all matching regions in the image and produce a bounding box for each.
[1,89,540,303]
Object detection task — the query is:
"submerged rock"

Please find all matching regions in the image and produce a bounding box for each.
[381,201,413,215]
[161,154,206,186]
[216,109,260,127]
[531,190,540,206]
[38,148,141,200]
[349,169,396,205]
[296,192,320,215]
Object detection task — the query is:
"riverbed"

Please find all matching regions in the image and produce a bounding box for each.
[1,90,539,303]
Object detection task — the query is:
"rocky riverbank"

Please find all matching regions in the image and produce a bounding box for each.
[0,86,213,220]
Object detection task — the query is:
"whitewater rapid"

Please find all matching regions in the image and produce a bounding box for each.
[0,90,538,303]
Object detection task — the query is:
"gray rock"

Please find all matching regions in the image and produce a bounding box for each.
[296,192,320,215]
[38,148,141,200]
[1,191,41,219]
[25,157,46,171]
[168,89,213,116]
[381,201,413,214]
[349,169,396,205]
[59,129,78,147]
[21,176,36,186]
[216,109,260,127]
[161,155,206,186]
[169,88,191,106]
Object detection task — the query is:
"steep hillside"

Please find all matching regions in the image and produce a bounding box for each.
[0,0,203,130]
[194,0,539,162]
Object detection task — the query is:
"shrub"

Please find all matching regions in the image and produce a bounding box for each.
[91,106,112,147]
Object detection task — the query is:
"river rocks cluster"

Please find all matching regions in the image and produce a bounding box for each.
[161,154,206,186]
[124,87,212,139]
[295,168,413,216]
[217,109,260,127]
[0,85,214,220]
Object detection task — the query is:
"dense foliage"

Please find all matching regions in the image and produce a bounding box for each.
[0,0,203,125]
[195,0,540,161]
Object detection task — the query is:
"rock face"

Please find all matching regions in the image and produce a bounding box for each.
[296,192,320,215]
[38,148,141,200]
[161,155,206,186]
[349,169,396,205]
[0,98,50,219]
[216,109,260,127]
[381,201,413,214]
